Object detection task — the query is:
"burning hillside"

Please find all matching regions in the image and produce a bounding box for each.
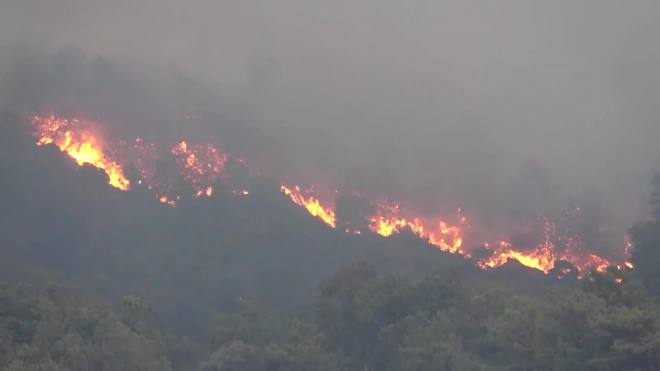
[29,114,632,273]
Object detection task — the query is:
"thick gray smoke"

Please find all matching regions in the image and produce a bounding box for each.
[1,0,660,234]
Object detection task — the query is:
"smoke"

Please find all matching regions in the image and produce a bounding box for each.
[1,0,660,235]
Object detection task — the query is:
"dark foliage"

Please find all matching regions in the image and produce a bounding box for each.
[2,112,660,369]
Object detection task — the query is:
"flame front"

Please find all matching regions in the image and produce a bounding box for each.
[277,186,615,272]
[33,116,129,190]
[30,114,629,274]
[172,141,227,197]
[369,202,464,253]
[281,185,337,227]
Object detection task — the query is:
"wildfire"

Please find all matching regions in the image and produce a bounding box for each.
[32,116,129,190]
[278,186,615,272]
[29,114,630,274]
[280,185,336,227]
[172,141,227,197]
[368,203,465,253]
[624,235,634,268]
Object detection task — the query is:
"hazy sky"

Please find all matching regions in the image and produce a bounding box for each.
[1,0,660,225]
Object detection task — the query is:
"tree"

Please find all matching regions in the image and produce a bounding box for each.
[484,300,537,370]
[533,288,611,370]
[201,341,265,371]
[316,261,378,359]
[397,311,484,371]
[547,260,579,284]
[122,290,154,334]
[334,193,374,234]
[630,172,660,295]
[651,172,660,220]
[264,321,340,371]
[210,298,283,350]
[0,280,171,371]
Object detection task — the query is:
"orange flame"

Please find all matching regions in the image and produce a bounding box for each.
[280,185,336,227]
[171,141,227,198]
[277,189,618,273]
[367,201,464,253]
[32,116,129,190]
[30,114,629,274]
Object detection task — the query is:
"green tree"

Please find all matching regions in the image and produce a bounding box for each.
[264,320,340,371]
[533,288,611,370]
[630,219,660,296]
[315,261,378,366]
[590,305,660,370]
[121,290,154,334]
[483,299,537,370]
[0,280,171,371]
[210,298,283,350]
[396,311,485,371]
[201,341,265,371]
[629,172,660,295]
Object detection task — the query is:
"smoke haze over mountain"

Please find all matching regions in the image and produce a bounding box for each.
[1,0,660,230]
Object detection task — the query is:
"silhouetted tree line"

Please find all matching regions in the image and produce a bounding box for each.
[200,262,658,371]
[2,259,659,370]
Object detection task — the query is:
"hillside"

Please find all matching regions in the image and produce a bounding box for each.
[0,112,552,340]
[4,109,660,370]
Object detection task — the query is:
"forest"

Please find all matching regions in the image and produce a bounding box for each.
[3,260,659,371]
[2,107,660,370]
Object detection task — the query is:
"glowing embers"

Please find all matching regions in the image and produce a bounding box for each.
[32,115,129,190]
[281,185,337,227]
[172,141,227,197]
[279,187,617,273]
[31,116,229,204]
[29,114,627,274]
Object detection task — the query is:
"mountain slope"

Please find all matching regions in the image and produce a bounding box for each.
[0,112,548,344]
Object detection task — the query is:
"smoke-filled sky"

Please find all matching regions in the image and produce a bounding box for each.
[1,0,660,226]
